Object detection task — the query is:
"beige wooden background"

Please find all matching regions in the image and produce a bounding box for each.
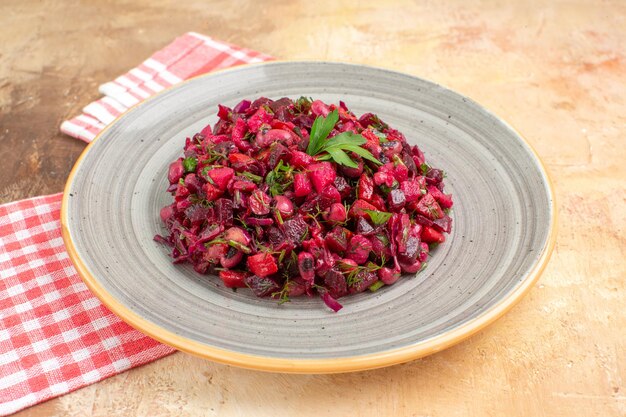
[1,0,625,416]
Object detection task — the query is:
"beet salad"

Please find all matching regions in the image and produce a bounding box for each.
[155,97,453,312]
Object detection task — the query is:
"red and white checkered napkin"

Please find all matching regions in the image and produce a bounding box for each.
[61,32,272,142]
[1,33,272,415]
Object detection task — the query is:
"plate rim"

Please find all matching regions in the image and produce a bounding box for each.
[61,61,557,373]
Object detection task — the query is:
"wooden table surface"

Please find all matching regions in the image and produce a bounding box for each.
[2,0,625,415]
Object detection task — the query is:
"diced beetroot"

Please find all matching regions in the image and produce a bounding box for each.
[202,183,222,201]
[285,278,308,297]
[348,270,378,294]
[168,159,184,184]
[416,193,444,220]
[244,274,280,297]
[228,153,256,172]
[250,97,272,109]
[270,119,295,130]
[369,233,392,261]
[425,168,444,186]
[432,214,453,234]
[392,213,411,255]
[381,141,403,159]
[267,142,291,169]
[325,226,352,253]
[298,251,315,282]
[175,198,192,212]
[324,203,347,225]
[388,189,406,211]
[393,162,409,182]
[421,226,446,243]
[247,252,278,277]
[200,124,213,137]
[283,215,309,244]
[183,173,202,194]
[247,107,273,132]
[319,186,341,209]
[358,174,374,201]
[249,190,271,215]
[378,265,401,285]
[413,213,434,228]
[213,119,230,135]
[401,178,425,203]
[373,170,395,188]
[333,176,352,199]
[293,173,312,197]
[219,270,250,288]
[289,150,316,169]
[339,121,357,133]
[355,217,375,235]
[338,156,363,178]
[308,162,337,193]
[233,99,251,113]
[185,205,210,227]
[160,204,175,223]
[369,194,386,211]
[231,118,251,152]
[207,167,234,191]
[346,235,373,265]
[402,151,418,175]
[232,179,257,192]
[360,129,380,148]
[217,104,231,120]
[399,258,422,274]
[348,199,377,219]
[427,185,453,209]
[202,133,231,146]
[358,112,385,128]
[214,198,234,227]
[323,269,348,298]
[398,223,422,263]
[310,100,330,117]
[412,145,425,166]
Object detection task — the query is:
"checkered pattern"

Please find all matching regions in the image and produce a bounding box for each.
[61,32,272,142]
[1,34,272,415]
[0,195,174,415]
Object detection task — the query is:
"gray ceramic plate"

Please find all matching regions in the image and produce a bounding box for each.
[62,62,556,373]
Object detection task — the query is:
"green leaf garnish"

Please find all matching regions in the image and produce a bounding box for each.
[307,109,339,156]
[363,209,393,226]
[240,171,262,183]
[183,157,198,173]
[306,110,381,168]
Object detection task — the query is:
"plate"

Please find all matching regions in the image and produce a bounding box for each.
[62,62,556,373]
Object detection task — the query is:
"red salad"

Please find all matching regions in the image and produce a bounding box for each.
[155,97,453,312]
